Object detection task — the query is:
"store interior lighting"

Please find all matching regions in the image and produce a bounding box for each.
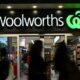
[56,10,62,14]
[31,40,34,44]
[33,10,38,14]
[58,5,63,9]
[10,10,15,14]
[20,38,25,47]
[54,36,60,44]
[78,37,80,42]
[32,5,38,9]
[7,5,12,9]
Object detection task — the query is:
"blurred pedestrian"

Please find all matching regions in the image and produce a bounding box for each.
[29,40,47,80]
[0,48,10,80]
[53,41,80,80]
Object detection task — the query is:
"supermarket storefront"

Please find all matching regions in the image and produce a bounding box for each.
[0,4,80,80]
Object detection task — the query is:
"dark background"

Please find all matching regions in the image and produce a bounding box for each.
[0,0,80,3]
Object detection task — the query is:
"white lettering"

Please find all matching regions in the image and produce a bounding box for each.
[0,14,64,28]
[14,17,22,27]
[58,17,64,26]
[0,16,6,27]
[24,17,34,27]
[6,17,13,27]
[34,17,42,27]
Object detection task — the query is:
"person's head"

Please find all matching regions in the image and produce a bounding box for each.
[53,41,69,71]
[30,40,43,56]
[56,41,68,55]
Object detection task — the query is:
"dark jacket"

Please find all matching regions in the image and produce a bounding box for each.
[59,61,80,80]
[0,59,10,80]
[54,41,80,80]
[29,53,47,80]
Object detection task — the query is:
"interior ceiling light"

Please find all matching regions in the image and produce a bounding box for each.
[7,5,12,9]
[10,10,15,14]
[54,36,60,44]
[32,5,38,9]
[56,10,62,14]
[58,5,63,9]
[33,10,38,14]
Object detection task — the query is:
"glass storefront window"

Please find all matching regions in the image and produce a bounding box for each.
[19,35,65,80]
[67,36,80,70]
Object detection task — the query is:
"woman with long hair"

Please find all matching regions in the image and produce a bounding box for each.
[53,41,80,80]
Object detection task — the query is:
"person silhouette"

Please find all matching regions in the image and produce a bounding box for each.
[53,41,80,80]
[29,40,47,80]
[0,48,10,80]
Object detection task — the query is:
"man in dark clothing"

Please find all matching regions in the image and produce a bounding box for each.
[29,40,47,80]
[0,48,10,80]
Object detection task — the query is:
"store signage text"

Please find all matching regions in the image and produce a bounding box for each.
[0,14,64,28]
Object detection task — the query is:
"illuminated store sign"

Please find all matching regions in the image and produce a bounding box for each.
[66,11,80,29]
[0,9,79,34]
[0,14,64,28]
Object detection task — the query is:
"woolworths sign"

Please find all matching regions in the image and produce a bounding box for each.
[0,14,64,28]
[66,11,80,29]
[0,9,79,34]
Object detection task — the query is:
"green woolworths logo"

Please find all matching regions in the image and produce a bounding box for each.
[66,11,80,29]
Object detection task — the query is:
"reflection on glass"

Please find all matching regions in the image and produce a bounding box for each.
[19,35,65,80]
[0,37,17,80]
[67,36,80,70]
[19,36,40,80]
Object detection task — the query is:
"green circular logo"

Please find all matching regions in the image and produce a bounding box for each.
[66,10,80,29]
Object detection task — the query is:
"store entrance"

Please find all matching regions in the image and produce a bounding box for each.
[67,36,80,70]
[19,35,65,80]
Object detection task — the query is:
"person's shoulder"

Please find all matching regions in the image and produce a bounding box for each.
[2,59,10,66]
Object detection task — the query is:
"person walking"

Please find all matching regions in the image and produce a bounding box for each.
[53,41,80,80]
[29,40,47,80]
[0,48,10,80]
